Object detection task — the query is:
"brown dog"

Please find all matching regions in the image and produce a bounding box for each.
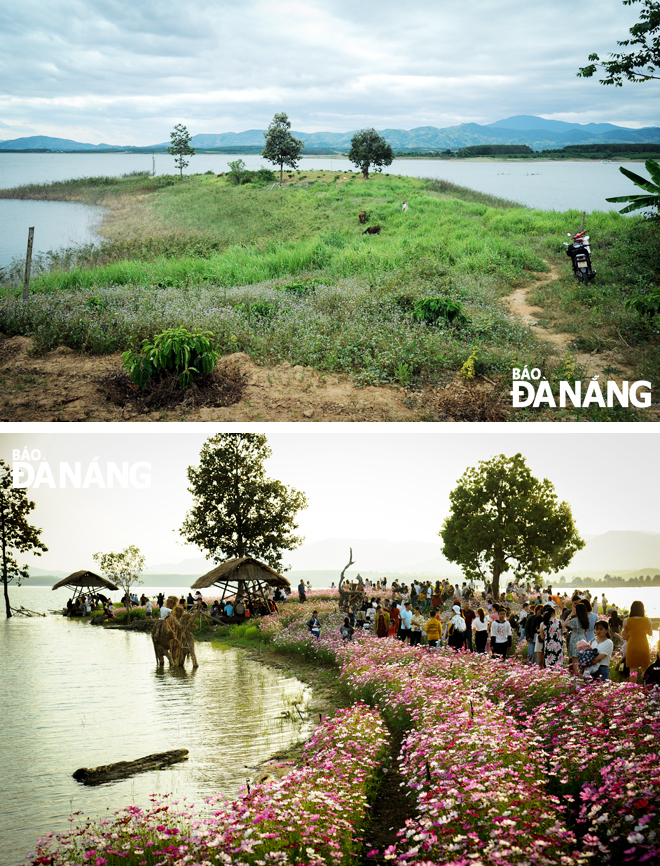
[358,211,366,224]
[362,225,381,235]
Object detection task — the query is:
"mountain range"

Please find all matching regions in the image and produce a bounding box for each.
[24,531,660,585]
[2,115,659,153]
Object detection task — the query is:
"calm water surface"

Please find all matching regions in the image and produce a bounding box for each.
[0,593,312,866]
[0,199,106,271]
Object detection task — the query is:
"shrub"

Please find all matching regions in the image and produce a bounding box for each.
[122,326,219,390]
[412,296,465,325]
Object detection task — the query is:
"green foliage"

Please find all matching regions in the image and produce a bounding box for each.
[122,326,219,390]
[348,129,394,179]
[262,112,305,182]
[606,159,660,214]
[92,545,145,625]
[168,123,195,179]
[578,0,660,85]
[412,297,465,326]
[227,159,247,185]
[281,279,321,295]
[458,145,534,156]
[236,300,278,318]
[0,460,48,618]
[625,289,660,317]
[179,433,308,573]
[440,453,585,600]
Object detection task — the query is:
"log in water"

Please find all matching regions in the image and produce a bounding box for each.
[73,749,189,784]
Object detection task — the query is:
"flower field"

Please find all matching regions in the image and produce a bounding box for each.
[26,602,660,865]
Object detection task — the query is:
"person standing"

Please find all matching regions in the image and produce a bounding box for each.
[447,604,466,650]
[400,603,413,643]
[588,621,614,681]
[425,611,442,648]
[298,580,306,603]
[472,607,489,654]
[622,600,653,680]
[565,602,590,675]
[540,607,565,668]
[375,605,390,639]
[489,608,512,660]
[462,604,475,650]
[410,608,423,646]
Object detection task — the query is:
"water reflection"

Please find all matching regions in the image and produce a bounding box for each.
[0,614,312,866]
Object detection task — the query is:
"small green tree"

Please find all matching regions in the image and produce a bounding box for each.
[227,158,247,185]
[93,545,146,624]
[348,129,394,179]
[578,0,660,85]
[168,123,195,179]
[180,433,308,572]
[440,453,585,600]
[262,113,305,183]
[0,460,48,618]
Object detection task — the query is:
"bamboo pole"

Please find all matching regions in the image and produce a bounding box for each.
[22,227,34,300]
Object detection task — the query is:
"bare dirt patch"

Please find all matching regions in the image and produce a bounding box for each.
[0,337,428,422]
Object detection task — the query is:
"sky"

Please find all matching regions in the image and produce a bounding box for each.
[0,0,658,145]
[1,423,658,573]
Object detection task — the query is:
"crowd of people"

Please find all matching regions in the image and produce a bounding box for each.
[323,579,659,685]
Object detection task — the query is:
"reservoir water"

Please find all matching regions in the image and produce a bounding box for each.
[1,588,313,866]
[0,152,648,269]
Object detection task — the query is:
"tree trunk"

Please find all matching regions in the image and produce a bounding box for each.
[280,162,283,184]
[362,168,369,180]
[492,563,501,602]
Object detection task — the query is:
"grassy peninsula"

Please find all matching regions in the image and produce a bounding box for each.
[1,169,658,395]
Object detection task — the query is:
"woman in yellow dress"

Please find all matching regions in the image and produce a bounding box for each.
[622,599,653,679]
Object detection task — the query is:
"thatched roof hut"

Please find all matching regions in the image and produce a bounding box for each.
[191,557,290,613]
[52,570,119,602]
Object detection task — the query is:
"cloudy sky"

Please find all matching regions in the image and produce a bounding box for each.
[1,423,658,573]
[1,0,657,145]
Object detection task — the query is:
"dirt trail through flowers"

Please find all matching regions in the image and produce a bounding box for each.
[504,262,635,381]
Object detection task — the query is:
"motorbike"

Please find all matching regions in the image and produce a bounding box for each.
[563,230,596,285]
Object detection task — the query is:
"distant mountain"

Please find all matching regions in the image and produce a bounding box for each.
[3,116,660,154]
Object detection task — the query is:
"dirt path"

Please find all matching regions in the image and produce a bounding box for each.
[504,263,635,380]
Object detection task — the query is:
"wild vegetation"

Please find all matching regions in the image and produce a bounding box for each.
[0,169,658,393]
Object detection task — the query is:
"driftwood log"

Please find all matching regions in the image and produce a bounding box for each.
[73,749,189,784]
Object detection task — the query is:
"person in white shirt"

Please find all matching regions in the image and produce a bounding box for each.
[585,621,614,681]
[159,604,171,620]
[489,609,512,660]
[399,603,413,642]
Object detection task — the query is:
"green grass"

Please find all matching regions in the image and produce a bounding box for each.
[1,171,658,390]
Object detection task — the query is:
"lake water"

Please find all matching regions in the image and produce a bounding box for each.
[1,587,313,866]
[0,199,106,272]
[0,152,647,270]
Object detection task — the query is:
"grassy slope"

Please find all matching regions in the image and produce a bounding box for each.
[0,170,658,388]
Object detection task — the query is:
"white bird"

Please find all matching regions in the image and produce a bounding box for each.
[402,201,408,212]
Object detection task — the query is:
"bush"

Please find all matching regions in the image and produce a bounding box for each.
[412,296,465,326]
[122,326,219,389]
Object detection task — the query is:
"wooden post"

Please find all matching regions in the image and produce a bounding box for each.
[581,211,585,231]
[22,227,34,300]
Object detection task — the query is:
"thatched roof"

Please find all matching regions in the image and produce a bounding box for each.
[51,570,120,591]
[191,557,290,589]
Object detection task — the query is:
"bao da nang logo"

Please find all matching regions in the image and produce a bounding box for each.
[12,449,152,489]
[510,368,652,409]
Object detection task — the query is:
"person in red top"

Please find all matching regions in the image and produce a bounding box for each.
[389,601,401,638]
[462,605,475,651]
[431,592,442,612]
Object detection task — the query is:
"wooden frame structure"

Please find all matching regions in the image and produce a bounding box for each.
[190,557,290,615]
[51,570,119,604]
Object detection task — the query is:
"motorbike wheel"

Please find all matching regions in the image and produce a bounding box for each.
[583,272,590,286]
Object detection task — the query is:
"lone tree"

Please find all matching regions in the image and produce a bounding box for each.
[168,123,195,179]
[578,0,660,85]
[0,460,48,618]
[180,433,308,572]
[92,545,146,624]
[262,113,305,183]
[348,128,394,179]
[440,453,584,601]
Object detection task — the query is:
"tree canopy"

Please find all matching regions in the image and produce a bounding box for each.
[262,113,305,183]
[439,453,584,600]
[578,0,660,85]
[0,459,48,618]
[168,124,195,179]
[348,129,394,179]
[179,433,308,572]
[93,545,146,624]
